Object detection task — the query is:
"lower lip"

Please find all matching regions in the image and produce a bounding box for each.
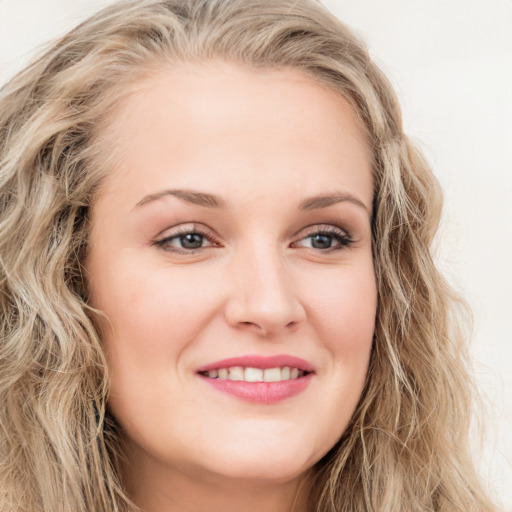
[199,373,313,404]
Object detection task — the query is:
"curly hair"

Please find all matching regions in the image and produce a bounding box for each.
[0,1,496,511]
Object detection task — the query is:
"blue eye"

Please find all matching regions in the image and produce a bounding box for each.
[294,228,352,251]
[177,233,206,249]
[154,227,218,253]
[308,234,336,249]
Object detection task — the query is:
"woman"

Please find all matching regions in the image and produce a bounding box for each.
[0,1,497,511]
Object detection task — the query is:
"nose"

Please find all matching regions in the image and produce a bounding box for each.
[224,244,306,337]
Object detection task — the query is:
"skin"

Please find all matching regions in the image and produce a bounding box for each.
[86,62,377,512]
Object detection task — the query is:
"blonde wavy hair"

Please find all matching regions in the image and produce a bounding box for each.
[0,1,497,511]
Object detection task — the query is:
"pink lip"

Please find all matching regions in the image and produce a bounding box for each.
[196,354,315,373]
[196,354,315,404]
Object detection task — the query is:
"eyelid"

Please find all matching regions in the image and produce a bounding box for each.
[153,223,222,252]
[152,222,353,254]
[296,223,349,237]
[291,223,353,250]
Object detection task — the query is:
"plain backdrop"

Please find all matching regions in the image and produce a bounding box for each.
[1,0,511,508]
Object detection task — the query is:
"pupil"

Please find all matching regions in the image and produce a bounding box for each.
[312,234,332,249]
[180,233,203,249]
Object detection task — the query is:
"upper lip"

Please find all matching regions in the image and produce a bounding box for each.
[196,354,315,373]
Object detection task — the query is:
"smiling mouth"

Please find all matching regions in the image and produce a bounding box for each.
[196,355,314,403]
[199,366,309,382]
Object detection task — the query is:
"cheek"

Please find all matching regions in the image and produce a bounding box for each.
[287,260,376,455]
[92,264,217,429]
[91,259,223,371]
[304,259,376,401]
[304,258,377,347]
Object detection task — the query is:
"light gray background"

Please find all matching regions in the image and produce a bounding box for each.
[1,0,511,508]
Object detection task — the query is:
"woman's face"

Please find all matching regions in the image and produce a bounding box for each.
[86,62,377,494]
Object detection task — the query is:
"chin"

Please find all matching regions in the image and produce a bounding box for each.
[188,428,324,484]
[201,454,312,484]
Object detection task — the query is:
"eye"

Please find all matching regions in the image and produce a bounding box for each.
[292,226,353,251]
[174,232,207,249]
[154,225,220,253]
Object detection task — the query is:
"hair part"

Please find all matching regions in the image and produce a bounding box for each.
[0,1,495,511]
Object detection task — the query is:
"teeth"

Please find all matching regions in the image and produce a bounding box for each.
[204,366,306,382]
[245,367,263,382]
[229,366,244,381]
[263,367,281,382]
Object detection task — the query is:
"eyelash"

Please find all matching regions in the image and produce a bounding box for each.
[291,225,353,251]
[153,224,353,254]
[153,225,221,253]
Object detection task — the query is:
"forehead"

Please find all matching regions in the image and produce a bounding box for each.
[95,61,373,210]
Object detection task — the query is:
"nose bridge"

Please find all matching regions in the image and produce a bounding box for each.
[225,238,305,335]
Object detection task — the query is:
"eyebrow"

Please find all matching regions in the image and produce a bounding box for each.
[135,189,226,209]
[298,192,370,214]
[135,188,370,214]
